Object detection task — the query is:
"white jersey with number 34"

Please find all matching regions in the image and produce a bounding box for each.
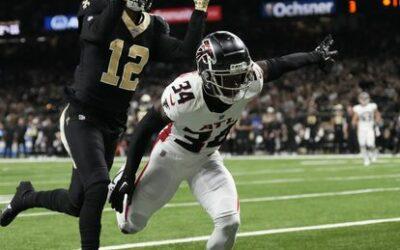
[160,63,264,155]
[353,103,378,130]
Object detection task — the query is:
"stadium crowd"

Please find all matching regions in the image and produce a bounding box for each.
[1,55,400,157]
[1,4,400,157]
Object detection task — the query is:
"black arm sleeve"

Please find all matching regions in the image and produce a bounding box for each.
[257,51,322,82]
[123,107,171,180]
[154,10,207,62]
[79,0,125,42]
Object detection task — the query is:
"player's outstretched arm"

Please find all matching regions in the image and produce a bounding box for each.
[78,0,125,42]
[256,35,338,83]
[153,0,209,61]
[109,101,171,213]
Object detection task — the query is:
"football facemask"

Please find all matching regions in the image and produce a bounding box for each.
[201,59,255,105]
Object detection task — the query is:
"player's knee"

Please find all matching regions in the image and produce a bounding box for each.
[117,212,148,234]
[216,214,240,236]
[207,214,240,250]
[66,203,81,217]
[85,181,110,208]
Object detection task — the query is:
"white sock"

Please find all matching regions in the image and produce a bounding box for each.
[361,147,369,164]
[207,214,240,250]
[370,147,377,161]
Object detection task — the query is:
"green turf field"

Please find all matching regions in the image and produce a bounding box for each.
[1,156,400,250]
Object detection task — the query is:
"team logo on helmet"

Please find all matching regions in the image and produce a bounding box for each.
[196,39,216,65]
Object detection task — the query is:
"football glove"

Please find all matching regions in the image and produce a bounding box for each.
[108,169,135,213]
[194,0,210,12]
[314,34,338,73]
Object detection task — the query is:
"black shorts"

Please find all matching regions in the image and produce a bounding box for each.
[60,103,124,208]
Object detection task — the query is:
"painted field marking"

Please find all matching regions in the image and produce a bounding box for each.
[4,171,400,197]
[0,180,70,187]
[179,173,400,188]
[300,160,400,166]
[1,155,400,165]
[2,173,400,203]
[233,168,305,176]
[2,171,400,198]
[1,163,398,188]
[8,187,400,217]
[99,217,400,249]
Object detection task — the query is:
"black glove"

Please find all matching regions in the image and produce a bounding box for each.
[314,34,338,73]
[109,171,135,213]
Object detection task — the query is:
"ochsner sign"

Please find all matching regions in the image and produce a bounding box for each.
[262,0,336,18]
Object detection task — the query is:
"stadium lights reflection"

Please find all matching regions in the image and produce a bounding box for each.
[349,0,357,14]
[0,37,25,44]
[36,36,47,42]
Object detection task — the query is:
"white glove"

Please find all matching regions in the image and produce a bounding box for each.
[194,0,210,12]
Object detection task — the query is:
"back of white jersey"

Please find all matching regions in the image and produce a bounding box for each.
[353,103,377,130]
[161,64,264,155]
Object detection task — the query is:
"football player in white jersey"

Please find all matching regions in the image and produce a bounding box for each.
[352,92,381,166]
[108,31,337,249]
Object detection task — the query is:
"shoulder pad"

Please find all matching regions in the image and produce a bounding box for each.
[78,0,107,17]
[161,74,200,121]
[153,15,170,35]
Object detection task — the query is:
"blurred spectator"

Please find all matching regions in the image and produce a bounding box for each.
[3,117,16,158]
[332,104,347,153]
[16,118,27,157]
[235,111,253,155]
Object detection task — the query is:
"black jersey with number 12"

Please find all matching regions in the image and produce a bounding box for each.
[66,0,206,126]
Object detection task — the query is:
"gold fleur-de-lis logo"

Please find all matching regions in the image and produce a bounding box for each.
[82,0,91,9]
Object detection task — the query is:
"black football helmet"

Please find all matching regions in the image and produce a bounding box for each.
[126,0,153,12]
[196,31,255,105]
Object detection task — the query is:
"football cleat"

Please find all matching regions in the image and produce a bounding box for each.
[0,181,35,227]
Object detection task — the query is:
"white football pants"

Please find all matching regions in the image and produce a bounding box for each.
[116,137,240,250]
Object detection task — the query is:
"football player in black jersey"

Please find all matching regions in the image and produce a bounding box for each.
[0,0,209,249]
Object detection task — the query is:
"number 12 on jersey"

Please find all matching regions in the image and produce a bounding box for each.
[101,39,149,91]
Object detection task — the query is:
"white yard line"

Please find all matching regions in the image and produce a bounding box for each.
[0,166,396,188]
[1,155,400,164]
[0,180,70,187]
[2,173,400,203]
[326,174,400,181]
[233,168,305,176]
[300,160,400,166]
[313,165,400,172]
[234,174,400,186]
[181,173,400,188]
[7,187,399,217]
[0,173,393,192]
[99,217,400,249]
[300,160,350,166]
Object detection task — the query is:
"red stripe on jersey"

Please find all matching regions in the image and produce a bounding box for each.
[158,123,173,142]
[134,162,149,187]
[237,196,240,212]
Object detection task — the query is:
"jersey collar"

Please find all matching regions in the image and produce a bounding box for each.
[122,11,151,38]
